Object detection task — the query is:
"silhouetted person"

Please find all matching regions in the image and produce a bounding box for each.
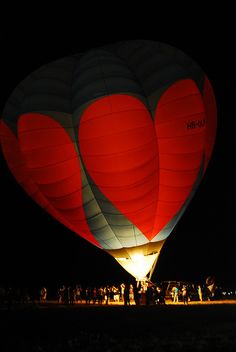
[104,286,110,305]
[85,288,91,304]
[92,287,97,304]
[182,285,188,305]
[69,287,74,304]
[124,284,130,306]
[75,285,82,303]
[146,284,153,306]
[160,286,166,305]
[58,285,65,304]
[40,287,47,303]
[64,286,69,305]
[133,284,140,305]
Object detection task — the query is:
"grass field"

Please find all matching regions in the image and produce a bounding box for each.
[1,301,236,351]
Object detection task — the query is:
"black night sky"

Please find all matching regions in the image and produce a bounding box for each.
[0,20,235,290]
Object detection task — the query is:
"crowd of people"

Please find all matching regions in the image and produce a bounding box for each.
[41,281,207,306]
[0,281,216,309]
[0,282,164,307]
[171,285,191,305]
[49,282,166,306]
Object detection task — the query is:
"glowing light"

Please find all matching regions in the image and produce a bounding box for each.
[115,252,159,280]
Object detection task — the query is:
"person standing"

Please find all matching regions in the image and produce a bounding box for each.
[104,286,110,305]
[85,287,91,304]
[146,283,153,306]
[173,286,179,303]
[92,287,97,304]
[182,285,188,305]
[120,283,125,302]
[40,287,47,303]
[133,284,140,305]
[124,284,130,306]
[197,285,203,302]
[129,284,134,304]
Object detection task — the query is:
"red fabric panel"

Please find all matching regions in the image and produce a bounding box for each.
[202,76,217,172]
[18,113,100,247]
[79,86,211,240]
[154,79,206,236]
[79,95,159,240]
[0,120,38,195]
[0,120,77,235]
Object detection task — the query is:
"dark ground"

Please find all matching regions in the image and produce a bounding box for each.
[1,303,236,351]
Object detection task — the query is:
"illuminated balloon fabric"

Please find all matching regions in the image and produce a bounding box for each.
[0,41,217,280]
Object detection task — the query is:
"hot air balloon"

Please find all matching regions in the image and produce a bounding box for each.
[0,40,217,281]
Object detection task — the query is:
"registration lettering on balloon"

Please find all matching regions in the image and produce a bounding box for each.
[0,41,217,281]
[186,119,206,130]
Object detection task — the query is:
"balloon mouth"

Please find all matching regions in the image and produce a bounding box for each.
[106,240,165,280]
[115,252,159,281]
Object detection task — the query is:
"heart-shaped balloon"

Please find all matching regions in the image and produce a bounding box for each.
[0,41,217,280]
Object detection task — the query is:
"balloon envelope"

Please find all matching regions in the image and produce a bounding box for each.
[0,41,217,280]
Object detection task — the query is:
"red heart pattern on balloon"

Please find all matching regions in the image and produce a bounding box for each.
[79,79,207,240]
